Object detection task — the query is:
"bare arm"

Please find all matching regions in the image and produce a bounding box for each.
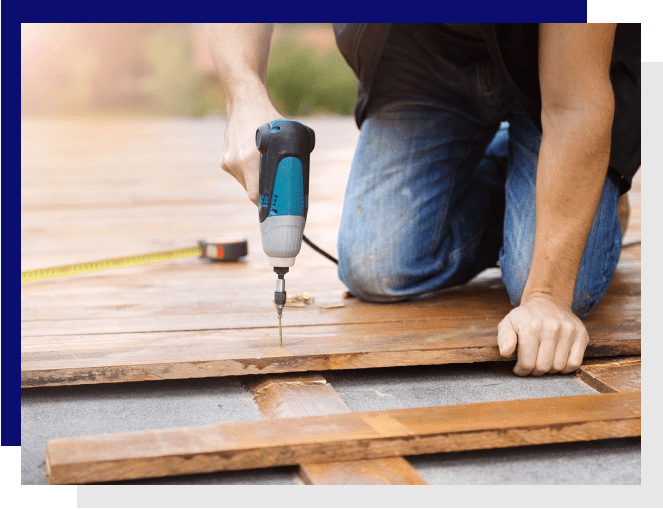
[206,23,281,204]
[498,23,617,376]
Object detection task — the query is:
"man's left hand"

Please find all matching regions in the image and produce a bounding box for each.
[496,296,589,376]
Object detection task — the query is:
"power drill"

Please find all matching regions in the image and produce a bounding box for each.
[256,120,315,344]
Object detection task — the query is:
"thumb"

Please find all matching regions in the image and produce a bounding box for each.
[497,317,518,357]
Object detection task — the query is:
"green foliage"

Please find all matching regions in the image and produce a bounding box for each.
[266,29,358,116]
[142,24,200,116]
[21,23,358,118]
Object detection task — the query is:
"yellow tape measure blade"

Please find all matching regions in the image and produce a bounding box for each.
[21,246,202,284]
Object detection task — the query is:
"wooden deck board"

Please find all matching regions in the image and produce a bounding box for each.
[21,119,641,388]
[577,356,641,393]
[45,392,641,485]
[243,374,426,485]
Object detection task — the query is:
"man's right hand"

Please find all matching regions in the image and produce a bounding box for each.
[206,23,279,206]
[221,99,280,205]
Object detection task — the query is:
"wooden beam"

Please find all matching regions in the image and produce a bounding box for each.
[243,374,426,485]
[45,392,641,484]
[22,319,640,388]
[577,356,641,393]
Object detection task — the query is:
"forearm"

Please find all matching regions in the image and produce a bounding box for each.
[498,23,617,376]
[523,96,614,307]
[523,23,617,308]
[205,23,275,114]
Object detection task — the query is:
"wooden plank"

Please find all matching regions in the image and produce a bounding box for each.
[19,266,640,335]
[20,252,639,332]
[21,119,641,388]
[21,319,641,388]
[243,374,426,485]
[244,374,354,418]
[577,357,641,393]
[45,392,641,484]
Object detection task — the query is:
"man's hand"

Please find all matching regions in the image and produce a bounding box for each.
[206,23,281,205]
[221,99,280,205]
[497,296,589,376]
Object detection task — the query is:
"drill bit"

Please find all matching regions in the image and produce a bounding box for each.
[274,271,286,347]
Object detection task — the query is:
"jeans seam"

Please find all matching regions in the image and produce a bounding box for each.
[430,129,498,269]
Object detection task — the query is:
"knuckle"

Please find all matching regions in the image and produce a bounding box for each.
[552,360,566,372]
[519,360,536,372]
[530,318,543,331]
[533,361,552,376]
[560,321,575,337]
[220,155,234,172]
[562,361,581,374]
[544,319,561,334]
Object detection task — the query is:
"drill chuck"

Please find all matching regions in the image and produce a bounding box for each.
[274,274,286,317]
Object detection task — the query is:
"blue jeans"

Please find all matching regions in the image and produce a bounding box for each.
[337,24,622,318]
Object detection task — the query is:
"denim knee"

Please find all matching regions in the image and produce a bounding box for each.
[337,238,408,303]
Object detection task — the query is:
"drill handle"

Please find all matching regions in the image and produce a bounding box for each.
[256,120,315,224]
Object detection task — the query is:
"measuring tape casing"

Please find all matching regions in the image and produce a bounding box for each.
[198,239,248,262]
[22,239,249,284]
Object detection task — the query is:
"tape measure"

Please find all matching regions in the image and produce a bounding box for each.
[21,239,248,284]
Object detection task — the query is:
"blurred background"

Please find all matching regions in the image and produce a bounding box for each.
[21,23,359,118]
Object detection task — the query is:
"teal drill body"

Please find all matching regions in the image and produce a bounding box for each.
[256,119,315,320]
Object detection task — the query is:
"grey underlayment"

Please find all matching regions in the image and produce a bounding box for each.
[407,438,641,485]
[22,363,640,485]
[323,363,599,411]
[21,377,300,485]
[326,363,641,485]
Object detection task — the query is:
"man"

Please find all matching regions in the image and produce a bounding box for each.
[206,23,640,376]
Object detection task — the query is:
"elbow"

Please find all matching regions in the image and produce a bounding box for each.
[541,82,615,131]
[541,83,615,149]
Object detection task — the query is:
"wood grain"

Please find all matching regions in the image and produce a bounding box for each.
[243,374,426,485]
[21,318,641,388]
[21,119,641,388]
[45,391,641,484]
[577,357,641,393]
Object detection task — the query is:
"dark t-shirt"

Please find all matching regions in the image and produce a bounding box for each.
[442,23,485,43]
[333,23,641,193]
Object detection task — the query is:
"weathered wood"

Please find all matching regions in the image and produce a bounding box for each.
[243,374,426,485]
[577,357,641,393]
[21,319,641,388]
[45,392,641,485]
[579,356,641,368]
[21,119,641,389]
[244,374,352,419]
[20,260,639,333]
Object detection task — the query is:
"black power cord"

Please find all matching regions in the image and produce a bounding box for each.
[303,236,641,265]
[302,234,338,265]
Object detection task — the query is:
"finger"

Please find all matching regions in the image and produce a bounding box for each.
[531,322,559,376]
[497,318,518,357]
[549,322,575,374]
[561,326,589,374]
[243,160,261,205]
[220,156,247,190]
[513,323,539,376]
